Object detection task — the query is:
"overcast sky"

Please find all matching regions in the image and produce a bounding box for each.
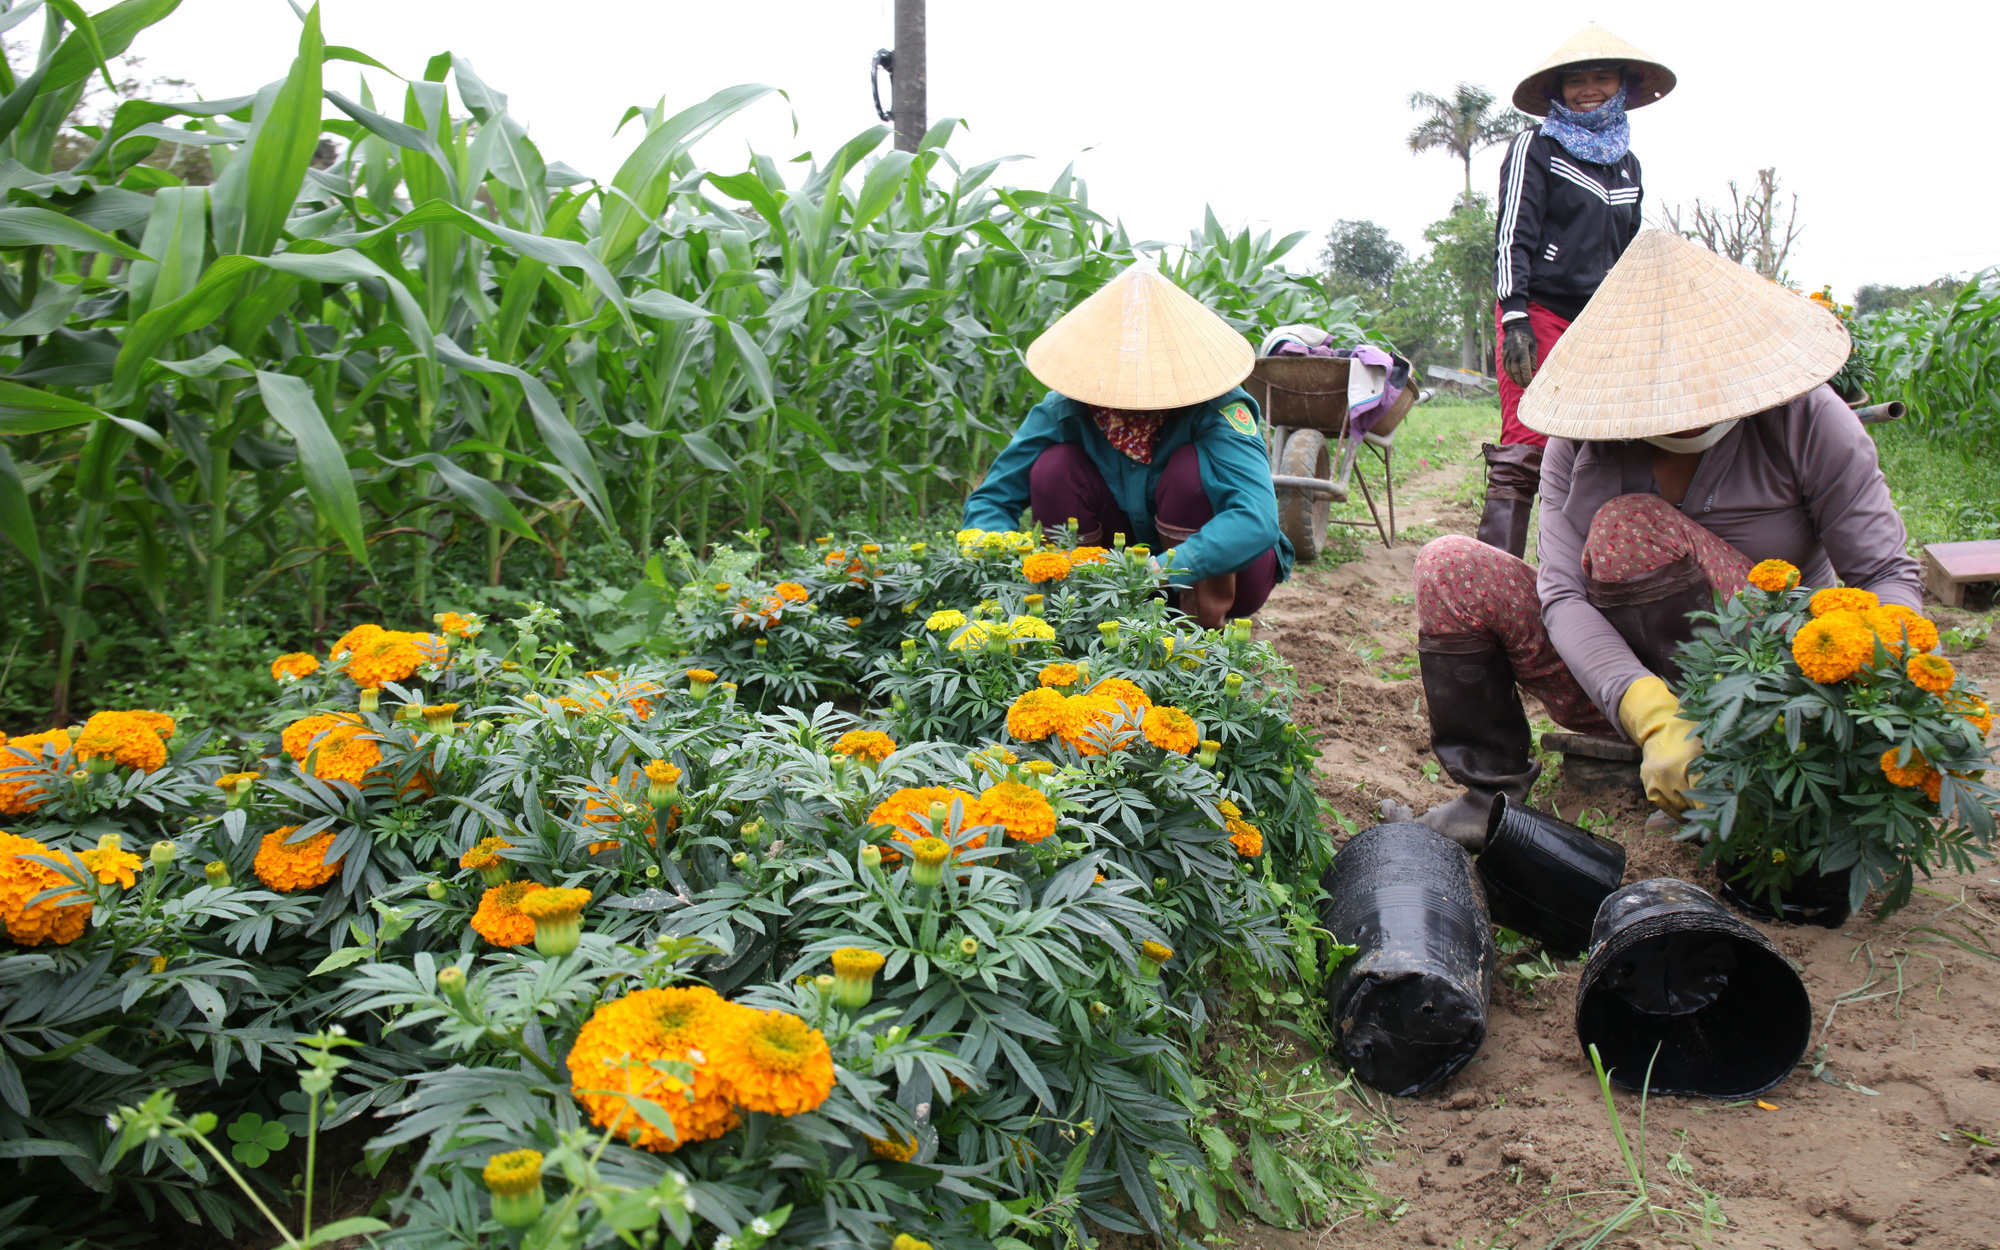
[93,0,1999,302]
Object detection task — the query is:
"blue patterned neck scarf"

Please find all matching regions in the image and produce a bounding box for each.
[1540,80,1631,165]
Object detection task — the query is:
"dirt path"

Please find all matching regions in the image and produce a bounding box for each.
[1246,457,2000,1250]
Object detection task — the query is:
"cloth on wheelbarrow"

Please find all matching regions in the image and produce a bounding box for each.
[1258,326,1410,436]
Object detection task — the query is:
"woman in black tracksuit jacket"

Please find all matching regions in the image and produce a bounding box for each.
[1479,24,1676,560]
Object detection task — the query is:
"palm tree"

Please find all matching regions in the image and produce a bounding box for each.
[1406,84,1529,201]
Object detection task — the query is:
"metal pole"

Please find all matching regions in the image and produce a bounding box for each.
[892,0,925,152]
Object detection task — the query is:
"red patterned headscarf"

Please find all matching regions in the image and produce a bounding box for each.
[1089,406,1166,464]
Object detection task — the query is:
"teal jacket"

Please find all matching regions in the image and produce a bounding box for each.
[962,387,1294,585]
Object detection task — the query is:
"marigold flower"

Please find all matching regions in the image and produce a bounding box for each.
[1791,611,1873,683]
[846,616,864,628]
[280,712,381,783]
[1022,760,1056,776]
[271,652,321,682]
[0,831,88,945]
[518,886,591,956]
[1861,605,1936,655]
[1007,689,1066,741]
[1090,677,1152,713]
[643,758,682,788]
[686,668,718,695]
[73,710,169,773]
[567,986,741,1150]
[892,1236,933,1250]
[80,837,143,888]
[1142,705,1200,754]
[0,729,72,816]
[434,611,482,639]
[483,1149,545,1228]
[832,730,898,763]
[1138,939,1173,978]
[1226,816,1265,858]
[774,582,809,603]
[342,629,444,689]
[253,826,342,892]
[1039,663,1081,688]
[1004,615,1056,644]
[1745,560,1800,594]
[1023,551,1071,584]
[908,836,951,888]
[1947,692,1994,736]
[216,770,259,795]
[1809,587,1881,618]
[472,880,546,947]
[866,787,983,860]
[1057,693,1127,756]
[946,621,991,652]
[706,1006,837,1116]
[970,780,1057,844]
[1922,771,1943,803]
[831,946,886,1009]
[1879,748,1936,788]
[868,1130,919,1161]
[1067,546,1109,565]
[1907,653,1956,695]
[329,623,384,660]
[584,780,659,853]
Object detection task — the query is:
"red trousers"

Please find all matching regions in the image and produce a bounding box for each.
[1494,301,1571,449]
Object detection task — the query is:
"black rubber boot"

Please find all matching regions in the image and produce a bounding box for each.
[1586,553,1713,687]
[1475,443,1543,561]
[1414,637,1541,850]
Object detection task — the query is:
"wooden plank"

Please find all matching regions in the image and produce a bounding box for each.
[1924,540,2000,579]
[1923,549,1967,608]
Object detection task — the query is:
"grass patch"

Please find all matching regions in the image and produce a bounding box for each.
[1873,420,2000,551]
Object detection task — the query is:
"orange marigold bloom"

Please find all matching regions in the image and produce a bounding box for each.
[72,710,169,773]
[459,836,512,871]
[1907,653,1956,695]
[271,652,321,682]
[282,713,357,762]
[343,630,444,689]
[471,880,546,947]
[433,611,481,639]
[868,1131,919,1161]
[253,826,343,892]
[1067,546,1109,565]
[1006,688,1067,741]
[1226,816,1265,858]
[1745,559,1800,593]
[329,623,385,661]
[774,582,809,603]
[566,986,741,1151]
[1879,748,1935,789]
[516,886,591,923]
[1057,693,1127,756]
[832,730,898,763]
[1792,612,1873,683]
[1022,551,1071,584]
[1141,705,1200,753]
[1089,677,1152,713]
[706,1006,837,1116]
[1809,587,1880,618]
[1947,692,1994,736]
[970,780,1057,844]
[1922,771,1943,803]
[584,780,658,854]
[0,730,72,815]
[644,758,682,787]
[0,831,88,945]
[1038,663,1081,689]
[80,843,143,889]
[866,786,984,859]
[1862,605,1939,656]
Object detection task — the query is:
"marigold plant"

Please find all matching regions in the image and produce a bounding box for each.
[969,780,1057,844]
[471,880,546,947]
[1022,551,1071,584]
[1141,705,1200,754]
[706,1006,837,1116]
[565,986,741,1151]
[0,729,72,815]
[0,831,88,945]
[253,826,343,892]
[72,710,170,773]
[831,730,897,763]
[271,652,321,682]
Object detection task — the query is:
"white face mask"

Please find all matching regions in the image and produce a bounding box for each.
[1644,420,1738,454]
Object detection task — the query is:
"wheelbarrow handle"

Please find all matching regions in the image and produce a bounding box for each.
[1853,401,1906,425]
[1271,474,1347,499]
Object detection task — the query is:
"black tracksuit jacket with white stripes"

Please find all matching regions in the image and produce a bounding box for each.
[1494,128,1643,323]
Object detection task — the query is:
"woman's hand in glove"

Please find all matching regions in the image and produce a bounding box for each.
[1501,320,1539,387]
[1618,676,1703,814]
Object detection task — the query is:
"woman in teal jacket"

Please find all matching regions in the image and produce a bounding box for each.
[962,263,1293,627]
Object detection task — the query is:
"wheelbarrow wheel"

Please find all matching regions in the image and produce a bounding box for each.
[1277,428,1331,564]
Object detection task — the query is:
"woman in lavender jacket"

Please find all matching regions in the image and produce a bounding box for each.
[1395,232,1922,847]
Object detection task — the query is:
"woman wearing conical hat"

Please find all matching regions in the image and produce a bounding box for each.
[962,262,1293,627]
[1479,24,1674,561]
[1398,232,1922,847]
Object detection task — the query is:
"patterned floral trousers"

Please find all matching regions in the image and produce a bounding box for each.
[1414,494,1753,733]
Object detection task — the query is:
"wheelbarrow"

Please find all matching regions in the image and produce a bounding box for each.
[1244,355,1419,560]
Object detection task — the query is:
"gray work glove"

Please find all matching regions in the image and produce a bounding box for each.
[1501,320,1538,388]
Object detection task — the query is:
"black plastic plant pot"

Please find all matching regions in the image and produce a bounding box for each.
[1319,821,1495,1098]
[1575,878,1812,1099]
[1478,795,1627,956]
[1715,860,1854,929]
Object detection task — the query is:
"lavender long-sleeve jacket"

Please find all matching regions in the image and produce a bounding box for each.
[1537,384,1923,726]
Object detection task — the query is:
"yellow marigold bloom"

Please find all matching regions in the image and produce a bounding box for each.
[774,582,809,603]
[686,668,718,684]
[1922,772,1943,803]
[1879,748,1935,789]
[280,712,381,783]
[281,712,356,761]
[1023,551,1071,584]
[583,781,659,853]
[926,609,968,632]
[868,1130,918,1161]
[80,843,143,889]
[482,1149,543,1196]
[1140,940,1174,963]
[892,1236,933,1250]
[216,770,260,792]
[846,616,864,628]
[1068,546,1109,565]
[1745,560,1800,593]
[860,543,882,555]
[253,826,342,892]
[567,986,741,1151]
[1907,653,1956,694]
[73,710,169,773]
[1226,816,1265,858]
[946,621,991,652]
[1007,688,1067,741]
[970,780,1057,844]
[271,652,321,682]
[1792,611,1872,683]
[0,730,72,815]
[472,880,545,947]
[832,947,886,978]
[517,887,590,924]
[1022,760,1056,776]
[1218,799,1242,818]
[955,528,986,548]
[707,1006,837,1116]
[1142,705,1199,754]
[0,831,87,945]
[1004,615,1055,643]
[1873,605,1939,654]
[1039,663,1081,688]
[459,836,513,871]
[1090,677,1153,713]
[644,758,682,786]
[1809,587,1880,618]
[832,730,898,763]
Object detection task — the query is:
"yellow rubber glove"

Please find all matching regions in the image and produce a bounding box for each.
[1618,676,1703,815]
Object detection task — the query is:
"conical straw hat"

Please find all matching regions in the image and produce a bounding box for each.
[1025,261,1254,410]
[1514,23,1675,116]
[1517,230,1851,441]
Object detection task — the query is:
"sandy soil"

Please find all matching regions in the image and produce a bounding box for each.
[1240,457,2000,1250]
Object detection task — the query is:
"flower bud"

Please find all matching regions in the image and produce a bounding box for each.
[958,936,978,957]
[483,1149,545,1229]
[740,819,762,846]
[861,845,883,871]
[1224,672,1244,698]
[1089,1000,1108,1018]
[1113,531,1126,551]
[426,879,448,901]
[814,973,836,993]
[150,841,177,868]
[909,837,950,891]
[1196,739,1220,768]
[892,694,909,714]
[204,861,231,887]
[1024,594,1045,618]
[901,638,918,666]
[358,687,381,713]
[1098,621,1120,648]
[70,768,90,785]
[86,753,117,775]
[754,637,769,652]
[830,947,885,1009]
[1138,939,1174,980]
[731,851,749,869]
[437,965,471,1011]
